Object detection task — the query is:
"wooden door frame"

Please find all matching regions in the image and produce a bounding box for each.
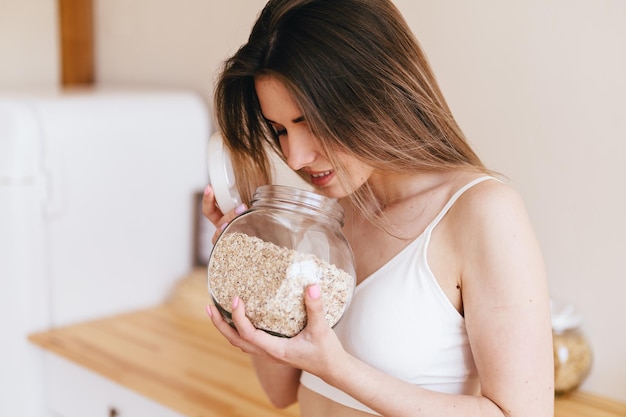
[58,0,94,86]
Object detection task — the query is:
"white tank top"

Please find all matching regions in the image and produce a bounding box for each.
[300,176,494,415]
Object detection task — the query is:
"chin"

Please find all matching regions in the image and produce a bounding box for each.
[316,185,351,200]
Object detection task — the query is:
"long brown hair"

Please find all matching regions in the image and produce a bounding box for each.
[214,0,487,220]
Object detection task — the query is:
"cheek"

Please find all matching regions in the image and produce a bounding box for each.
[343,160,373,185]
[336,154,360,173]
[278,137,289,156]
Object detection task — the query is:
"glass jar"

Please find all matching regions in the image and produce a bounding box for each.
[207,185,356,338]
[551,302,593,395]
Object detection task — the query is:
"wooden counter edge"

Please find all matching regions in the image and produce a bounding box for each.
[555,390,626,416]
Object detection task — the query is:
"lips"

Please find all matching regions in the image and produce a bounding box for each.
[311,170,332,179]
[308,170,334,187]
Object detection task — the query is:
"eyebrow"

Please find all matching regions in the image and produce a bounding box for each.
[264,116,305,124]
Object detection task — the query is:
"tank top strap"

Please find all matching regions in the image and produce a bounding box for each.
[425,176,497,233]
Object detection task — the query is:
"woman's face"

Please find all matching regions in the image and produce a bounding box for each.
[254,75,373,199]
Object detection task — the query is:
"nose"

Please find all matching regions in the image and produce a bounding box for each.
[281,129,318,171]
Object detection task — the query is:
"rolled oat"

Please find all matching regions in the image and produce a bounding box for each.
[208,232,352,337]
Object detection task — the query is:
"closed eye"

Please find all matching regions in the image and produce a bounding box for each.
[265,115,305,139]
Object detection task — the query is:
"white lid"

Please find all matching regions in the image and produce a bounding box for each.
[207,132,241,213]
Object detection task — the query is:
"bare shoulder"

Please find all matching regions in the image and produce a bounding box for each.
[457,175,525,212]
[447,176,532,237]
[443,175,544,285]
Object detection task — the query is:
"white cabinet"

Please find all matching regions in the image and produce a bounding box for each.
[1,90,209,417]
[44,353,184,417]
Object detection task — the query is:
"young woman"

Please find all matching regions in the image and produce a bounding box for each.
[202,0,554,416]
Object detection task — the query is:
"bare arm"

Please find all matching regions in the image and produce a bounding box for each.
[457,182,555,416]
[251,358,301,408]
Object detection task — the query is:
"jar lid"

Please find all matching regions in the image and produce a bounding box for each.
[551,300,583,332]
[207,132,241,213]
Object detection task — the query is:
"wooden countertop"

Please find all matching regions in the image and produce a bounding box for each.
[28,268,626,417]
[29,304,299,417]
[556,391,626,417]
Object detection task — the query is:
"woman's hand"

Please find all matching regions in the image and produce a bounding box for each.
[202,185,246,244]
[206,283,346,380]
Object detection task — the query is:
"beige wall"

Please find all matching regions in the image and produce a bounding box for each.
[0,0,59,90]
[2,0,625,402]
[94,0,268,101]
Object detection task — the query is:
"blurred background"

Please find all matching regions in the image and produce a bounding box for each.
[1,0,625,410]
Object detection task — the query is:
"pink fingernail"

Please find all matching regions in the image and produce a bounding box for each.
[220,222,228,231]
[308,284,321,300]
[232,296,240,309]
[234,204,247,215]
[204,185,212,196]
[205,305,213,317]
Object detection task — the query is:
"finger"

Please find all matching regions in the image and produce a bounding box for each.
[210,202,247,243]
[206,303,264,355]
[212,222,228,245]
[303,284,327,330]
[229,297,292,363]
[230,296,261,340]
[202,185,224,224]
[203,185,248,243]
[206,304,241,341]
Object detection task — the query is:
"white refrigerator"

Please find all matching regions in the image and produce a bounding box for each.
[0,89,210,417]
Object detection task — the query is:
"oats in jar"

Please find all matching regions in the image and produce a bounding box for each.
[208,232,352,337]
